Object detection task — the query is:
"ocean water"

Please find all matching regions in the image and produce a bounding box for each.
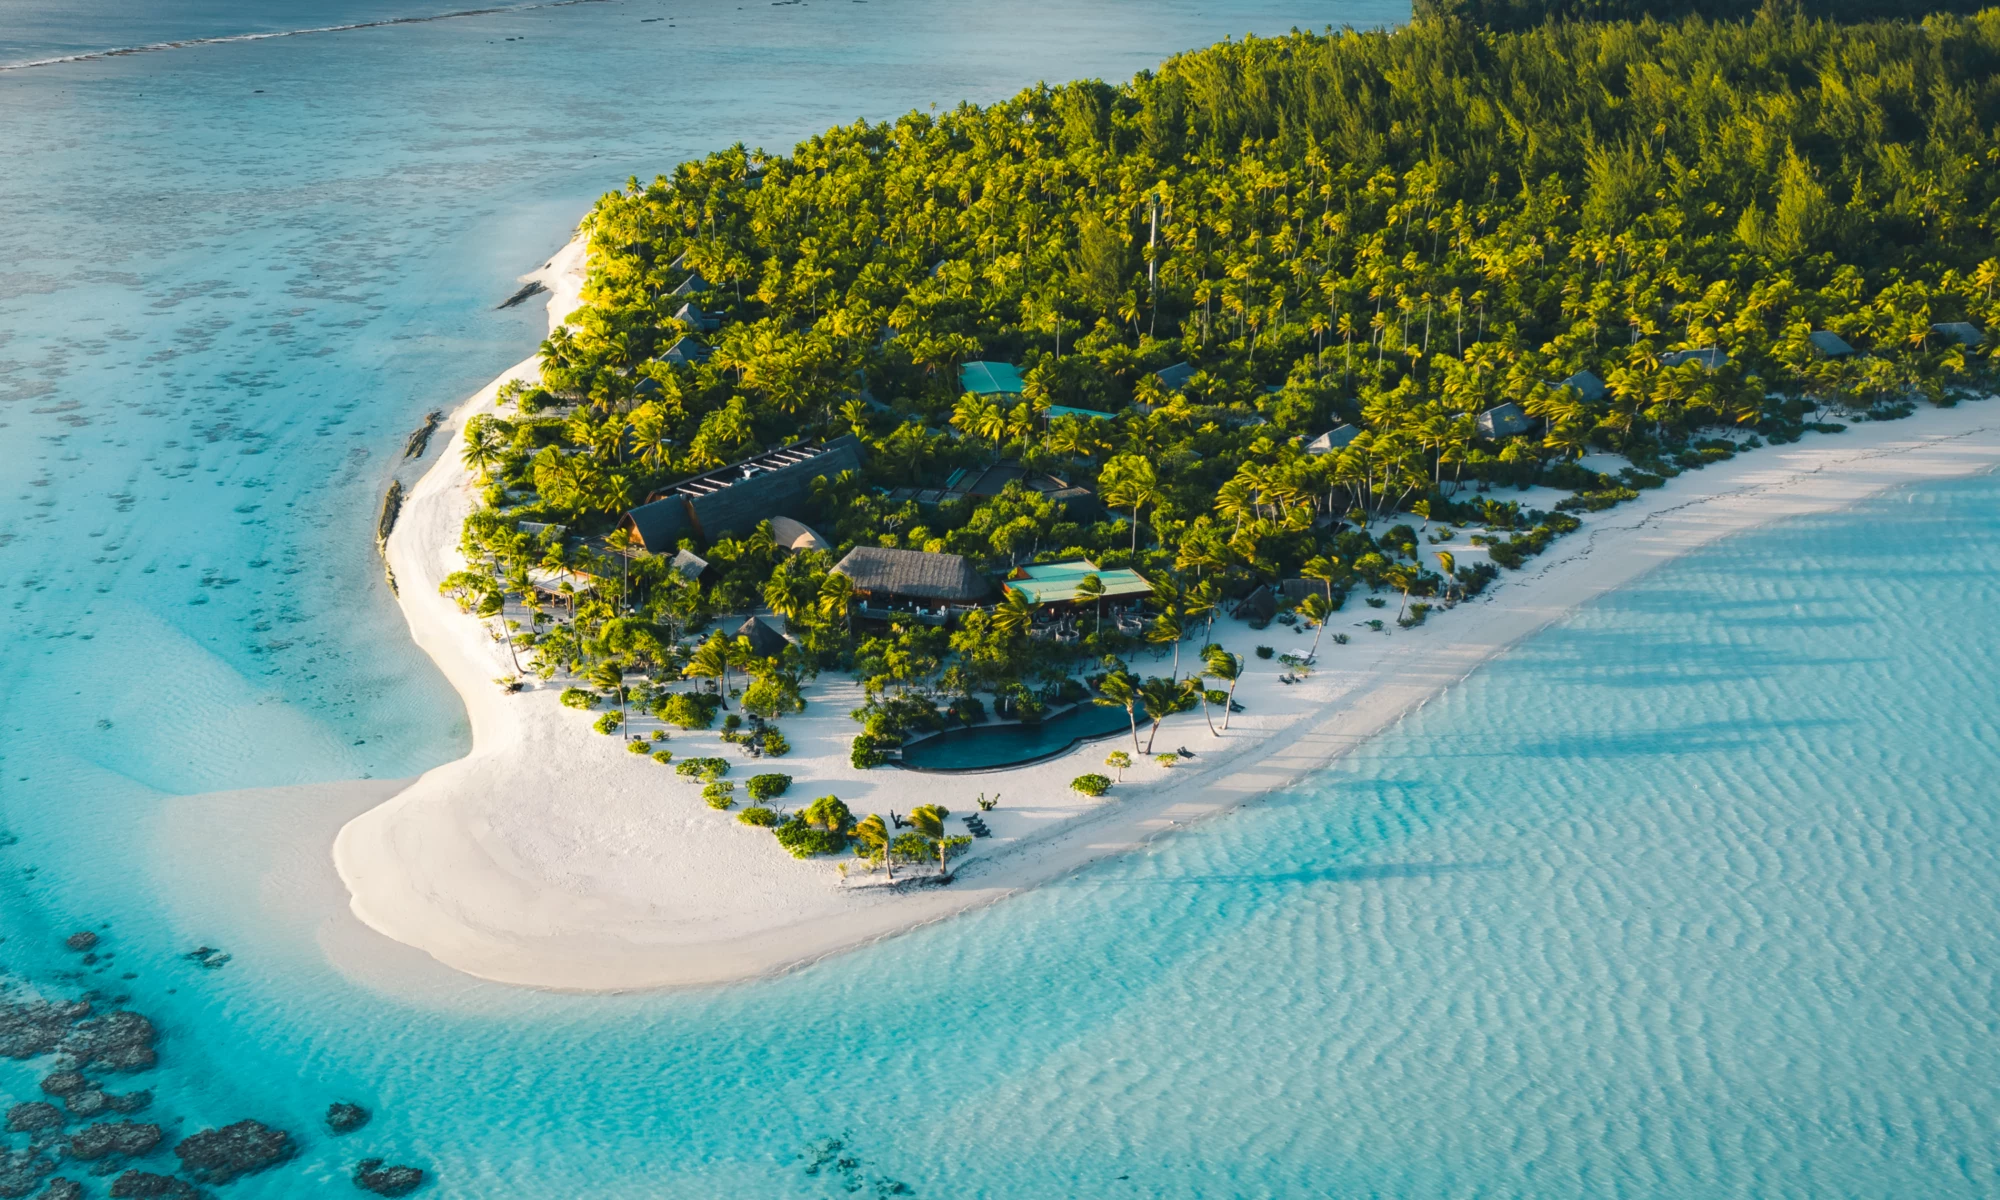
[3,1,1998,1196]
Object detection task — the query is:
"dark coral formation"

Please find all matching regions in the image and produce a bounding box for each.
[5,1106,61,1136]
[352,1159,425,1197]
[0,1150,51,1199]
[0,1002,91,1061]
[62,1012,156,1073]
[171,1122,292,1186]
[107,1171,202,1199]
[325,1102,370,1135]
[65,1122,161,1162]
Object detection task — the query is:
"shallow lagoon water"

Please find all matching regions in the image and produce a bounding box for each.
[3,1,1999,1195]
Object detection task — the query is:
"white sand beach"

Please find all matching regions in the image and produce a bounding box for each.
[329,241,2000,991]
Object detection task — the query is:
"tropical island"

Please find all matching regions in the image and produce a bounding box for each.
[335,4,2000,989]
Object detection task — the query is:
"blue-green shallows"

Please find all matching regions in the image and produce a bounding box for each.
[896,703,1135,772]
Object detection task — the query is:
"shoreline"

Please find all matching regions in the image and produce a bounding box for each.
[330,245,2000,992]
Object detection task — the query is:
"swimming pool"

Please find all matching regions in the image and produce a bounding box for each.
[896,702,1134,772]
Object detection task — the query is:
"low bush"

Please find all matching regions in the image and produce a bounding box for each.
[774,819,848,859]
[738,806,779,828]
[1155,754,1178,768]
[746,773,792,802]
[1365,595,1387,608]
[702,780,736,810]
[592,711,622,735]
[1070,774,1112,797]
[626,739,652,754]
[651,750,674,765]
[653,692,721,730]
[559,688,596,710]
[1254,645,1275,659]
[760,729,791,757]
[1398,603,1432,628]
[675,756,730,781]
[1555,486,1640,513]
[850,733,890,769]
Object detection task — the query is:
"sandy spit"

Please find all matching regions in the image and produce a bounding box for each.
[329,249,2000,991]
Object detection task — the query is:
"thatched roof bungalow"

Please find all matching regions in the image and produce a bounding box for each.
[833,546,990,624]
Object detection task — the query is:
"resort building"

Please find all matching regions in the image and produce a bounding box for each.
[1933,321,1984,346]
[1809,331,1856,357]
[1004,560,1151,637]
[885,463,1094,512]
[620,435,863,552]
[1477,403,1533,439]
[768,515,831,553]
[662,336,710,366]
[1559,369,1608,404]
[1661,347,1728,370]
[831,546,991,624]
[674,301,720,332]
[1154,361,1195,393]
[1305,424,1361,455]
[959,361,1025,396]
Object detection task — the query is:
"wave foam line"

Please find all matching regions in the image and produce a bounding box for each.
[0,0,613,72]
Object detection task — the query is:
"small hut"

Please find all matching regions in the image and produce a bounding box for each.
[1559,369,1608,404]
[1661,347,1728,370]
[1477,403,1533,439]
[958,361,1024,396]
[1809,331,1855,358]
[1933,322,1985,346]
[1237,585,1278,624]
[736,615,788,659]
[1305,425,1361,456]
[768,516,830,554]
[1154,361,1195,393]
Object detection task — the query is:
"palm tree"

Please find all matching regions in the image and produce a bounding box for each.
[1384,563,1418,623]
[908,804,953,876]
[1074,572,1106,637]
[852,814,893,883]
[1205,647,1243,731]
[1137,676,1186,755]
[1301,555,1342,607]
[683,630,748,708]
[1298,592,1334,661]
[1188,662,1219,736]
[993,588,1033,640]
[1094,671,1143,754]
[1147,609,1186,679]
[461,415,505,482]
[818,572,856,635]
[1435,550,1457,601]
[475,588,524,675]
[1099,454,1161,552]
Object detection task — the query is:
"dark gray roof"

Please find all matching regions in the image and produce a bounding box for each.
[737,615,788,658]
[1933,321,1984,346]
[1809,331,1855,357]
[669,270,708,298]
[663,336,709,365]
[1155,361,1194,392]
[1662,347,1728,370]
[1559,370,1607,403]
[833,546,990,604]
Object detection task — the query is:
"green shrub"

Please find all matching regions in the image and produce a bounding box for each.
[1071,773,1112,797]
[653,692,721,730]
[746,773,792,802]
[559,688,596,710]
[1398,603,1432,629]
[651,749,674,765]
[760,728,791,757]
[774,819,847,858]
[592,711,622,735]
[702,780,736,809]
[800,794,853,832]
[850,733,888,769]
[738,806,779,827]
[675,756,730,781]
[626,739,652,754]
[1254,645,1275,659]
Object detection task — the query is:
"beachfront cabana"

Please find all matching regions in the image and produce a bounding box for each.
[1477,403,1533,439]
[832,546,991,624]
[1809,331,1855,358]
[1559,369,1608,404]
[959,361,1025,396]
[621,435,864,552]
[1933,322,1984,346]
[1662,347,1728,370]
[1305,425,1361,456]
[669,270,708,298]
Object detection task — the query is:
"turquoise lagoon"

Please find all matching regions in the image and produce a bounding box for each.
[3,1,1999,1195]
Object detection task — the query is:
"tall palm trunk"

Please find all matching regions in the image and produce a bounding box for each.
[1222,677,1238,731]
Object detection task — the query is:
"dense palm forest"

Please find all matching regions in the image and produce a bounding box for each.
[448,8,2000,767]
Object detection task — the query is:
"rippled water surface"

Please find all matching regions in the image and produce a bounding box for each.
[4,1,1998,1195]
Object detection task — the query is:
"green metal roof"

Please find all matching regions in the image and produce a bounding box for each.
[1045,405,1115,421]
[960,361,1024,395]
[1003,560,1151,605]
